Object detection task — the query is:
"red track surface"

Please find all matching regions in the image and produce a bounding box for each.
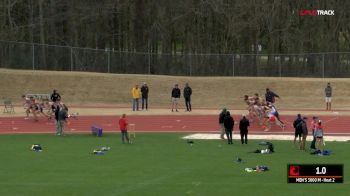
[0,115,349,135]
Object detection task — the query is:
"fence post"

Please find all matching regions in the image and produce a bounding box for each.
[232,54,235,76]
[70,47,73,71]
[148,51,151,75]
[106,48,110,73]
[32,43,35,70]
[189,52,192,76]
[278,55,282,77]
[322,53,325,78]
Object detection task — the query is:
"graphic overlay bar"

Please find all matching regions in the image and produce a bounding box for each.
[287,164,343,183]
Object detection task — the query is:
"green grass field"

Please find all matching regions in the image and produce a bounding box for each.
[0,133,349,196]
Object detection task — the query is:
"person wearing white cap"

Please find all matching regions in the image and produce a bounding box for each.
[141,82,149,110]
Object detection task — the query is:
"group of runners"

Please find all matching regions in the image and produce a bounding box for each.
[244,88,285,132]
[23,95,51,121]
[22,90,69,136]
[23,90,62,121]
[242,87,327,152]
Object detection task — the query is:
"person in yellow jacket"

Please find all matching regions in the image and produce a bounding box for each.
[132,85,141,111]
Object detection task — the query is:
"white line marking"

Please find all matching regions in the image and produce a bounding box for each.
[161,125,173,128]
[323,117,339,124]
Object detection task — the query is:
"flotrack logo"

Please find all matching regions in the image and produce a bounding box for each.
[299,10,335,16]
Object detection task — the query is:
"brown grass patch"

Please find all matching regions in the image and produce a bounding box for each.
[1,68,350,109]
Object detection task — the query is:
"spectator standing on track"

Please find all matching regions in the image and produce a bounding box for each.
[131,85,141,111]
[223,111,234,144]
[183,83,192,112]
[56,104,68,136]
[50,90,61,103]
[265,88,280,104]
[293,114,303,147]
[300,117,308,150]
[218,108,227,139]
[119,114,130,144]
[141,82,149,110]
[171,84,181,112]
[239,114,250,144]
[325,83,332,110]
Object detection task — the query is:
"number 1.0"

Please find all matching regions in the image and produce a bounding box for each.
[316,167,326,175]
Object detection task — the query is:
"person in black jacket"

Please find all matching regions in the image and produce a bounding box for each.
[183,83,192,112]
[218,108,227,139]
[50,90,61,103]
[293,114,303,147]
[171,84,181,112]
[265,88,279,103]
[223,111,234,144]
[141,82,149,110]
[239,115,250,144]
[53,103,60,135]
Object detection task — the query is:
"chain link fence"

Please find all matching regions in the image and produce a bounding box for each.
[1,40,350,77]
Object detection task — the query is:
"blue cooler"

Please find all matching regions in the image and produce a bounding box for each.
[91,126,103,137]
[96,127,103,137]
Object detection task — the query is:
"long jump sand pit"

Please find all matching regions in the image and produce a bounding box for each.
[182,133,350,142]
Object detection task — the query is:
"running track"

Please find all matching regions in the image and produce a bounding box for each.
[0,115,349,135]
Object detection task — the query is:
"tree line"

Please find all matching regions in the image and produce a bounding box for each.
[1,0,349,54]
[1,0,350,77]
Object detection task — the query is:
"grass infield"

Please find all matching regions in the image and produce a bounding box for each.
[0,133,349,196]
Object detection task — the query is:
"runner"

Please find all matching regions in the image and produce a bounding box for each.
[262,104,284,132]
[265,88,280,104]
[22,95,31,119]
[244,95,257,121]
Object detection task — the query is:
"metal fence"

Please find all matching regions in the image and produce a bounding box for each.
[1,40,350,77]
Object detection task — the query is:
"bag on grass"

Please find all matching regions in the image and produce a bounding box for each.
[310,138,316,149]
[31,144,42,152]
